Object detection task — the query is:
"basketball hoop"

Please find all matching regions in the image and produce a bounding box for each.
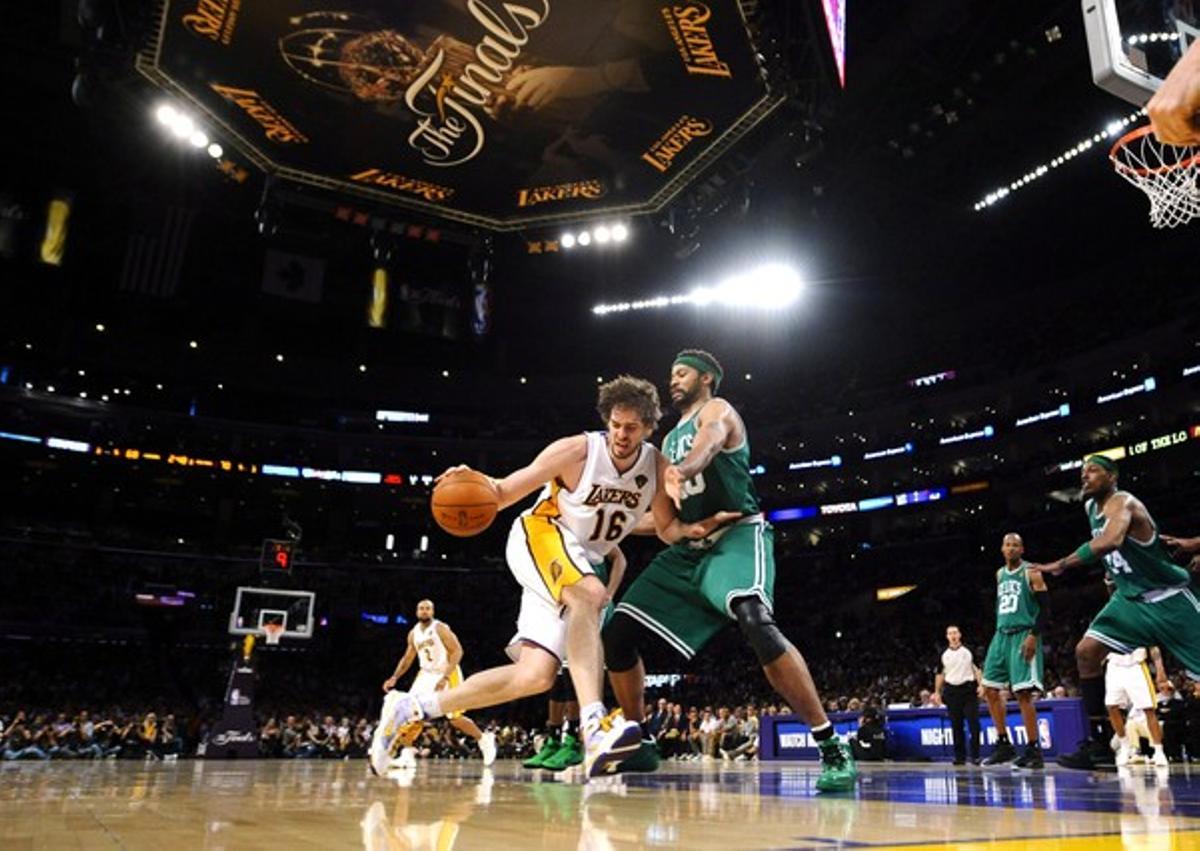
[1110,124,1200,228]
[262,623,285,645]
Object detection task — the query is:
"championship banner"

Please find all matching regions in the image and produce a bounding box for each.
[138,1,781,229]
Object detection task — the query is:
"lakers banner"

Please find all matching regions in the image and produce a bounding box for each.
[143,1,778,229]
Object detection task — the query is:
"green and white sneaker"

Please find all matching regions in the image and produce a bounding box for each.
[815,739,857,793]
[616,739,661,774]
[542,733,583,772]
[523,735,561,769]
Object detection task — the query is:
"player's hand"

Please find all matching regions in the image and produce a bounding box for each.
[1021,634,1037,662]
[1146,39,1200,145]
[664,465,685,510]
[435,464,474,483]
[976,684,985,699]
[1157,672,1172,694]
[1162,534,1200,555]
[382,676,397,693]
[681,511,743,540]
[1030,561,1065,576]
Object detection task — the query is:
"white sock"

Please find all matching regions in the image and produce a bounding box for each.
[415,692,444,720]
[581,702,607,731]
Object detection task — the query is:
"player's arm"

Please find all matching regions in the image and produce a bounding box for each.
[440,435,587,510]
[383,629,418,692]
[605,545,627,602]
[1149,646,1170,691]
[664,399,737,507]
[933,668,945,705]
[650,451,741,544]
[435,622,464,676]
[1025,566,1050,661]
[1033,494,1134,575]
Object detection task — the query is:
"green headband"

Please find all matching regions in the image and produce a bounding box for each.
[1084,454,1118,473]
[673,354,723,390]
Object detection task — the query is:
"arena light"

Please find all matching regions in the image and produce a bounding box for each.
[0,431,41,444]
[155,103,176,126]
[593,263,804,315]
[189,131,209,149]
[207,143,223,159]
[973,107,1144,211]
[46,437,90,453]
[876,585,918,602]
[561,232,576,249]
[594,225,611,243]
[577,230,592,246]
[863,442,913,460]
[1184,364,1200,377]
[612,223,629,242]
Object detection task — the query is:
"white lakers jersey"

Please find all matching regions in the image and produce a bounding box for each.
[525,431,657,564]
[413,620,449,673]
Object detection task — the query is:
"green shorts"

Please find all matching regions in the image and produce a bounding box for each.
[982,628,1043,692]
[1085,587,1200,678]
[613,518,774,659]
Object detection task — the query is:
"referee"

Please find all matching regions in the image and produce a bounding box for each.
[935,625,982,765]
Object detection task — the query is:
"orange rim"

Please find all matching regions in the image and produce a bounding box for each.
[1110,124,1200,176]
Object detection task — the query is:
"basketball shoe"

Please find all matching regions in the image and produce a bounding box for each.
[582,710,642,779]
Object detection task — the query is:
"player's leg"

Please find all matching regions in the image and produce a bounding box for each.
[539,671,584,772]
[525,673,568,769]
[699,520,855,791]
[1010,633,1044,769]
[1060,594,1153,769]
[1012,690,1043,769]
[965,689,982,762]
[604,546,720,775]
[980,632,1016,765]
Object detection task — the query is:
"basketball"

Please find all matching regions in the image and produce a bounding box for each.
[431,470,499,537]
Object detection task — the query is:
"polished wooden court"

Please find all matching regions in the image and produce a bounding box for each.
[3,758,1200,849]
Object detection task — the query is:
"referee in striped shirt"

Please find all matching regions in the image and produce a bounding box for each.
[935,625,983,764]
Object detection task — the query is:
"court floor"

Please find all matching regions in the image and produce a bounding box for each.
[3,758,1200,850]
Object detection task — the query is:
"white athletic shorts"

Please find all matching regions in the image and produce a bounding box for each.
[504,513,598,663]
[1105,659,1156,711]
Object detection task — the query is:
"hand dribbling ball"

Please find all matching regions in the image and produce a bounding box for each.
[431,470,499,536]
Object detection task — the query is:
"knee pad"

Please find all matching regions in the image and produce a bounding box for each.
[733,597,789,665]
[550,669,573,702]
[602,611,643,673]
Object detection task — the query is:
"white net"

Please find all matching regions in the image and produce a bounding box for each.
[262,624,284,645]
[1110,125,1200,228]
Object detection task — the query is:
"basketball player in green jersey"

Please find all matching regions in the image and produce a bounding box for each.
[980,533,1049,769]
[1034,455,1200,770]
[603,349,857,792]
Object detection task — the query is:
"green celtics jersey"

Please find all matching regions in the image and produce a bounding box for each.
[995,562,1038,631]
[662,407,760,524]
[1086,493,1189,598]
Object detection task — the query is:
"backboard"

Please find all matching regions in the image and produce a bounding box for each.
[1084,0,1200,105]
[228,586,315,640]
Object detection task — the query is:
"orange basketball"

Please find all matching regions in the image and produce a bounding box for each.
[431,469,499,537]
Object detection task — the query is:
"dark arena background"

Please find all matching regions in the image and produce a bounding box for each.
[3,1,1200,848]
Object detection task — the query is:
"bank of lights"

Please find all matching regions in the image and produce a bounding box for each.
[154,103,223,160]
[561,223,629,250]
[593,264,804,315]
[973,108,1144,211]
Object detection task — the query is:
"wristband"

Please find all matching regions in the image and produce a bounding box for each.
[1074,543,1100,565]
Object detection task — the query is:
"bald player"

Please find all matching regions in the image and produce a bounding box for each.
[1034,455,1200,770]
[980,533,1049,770]
[381,599,496,767]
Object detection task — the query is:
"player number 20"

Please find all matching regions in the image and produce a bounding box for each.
[588,509,627,542]
[998,593,1020,615]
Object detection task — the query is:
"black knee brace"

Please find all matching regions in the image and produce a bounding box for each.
[602,611,643,673]
[733,596,789,665]
[550,669,573,702]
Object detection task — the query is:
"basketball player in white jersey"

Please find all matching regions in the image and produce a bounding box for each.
[1105,644,1169,767]
[370,376,736,779]
[379,599,496,768]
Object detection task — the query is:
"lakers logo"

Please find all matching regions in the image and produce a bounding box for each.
[549,559,563,583]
